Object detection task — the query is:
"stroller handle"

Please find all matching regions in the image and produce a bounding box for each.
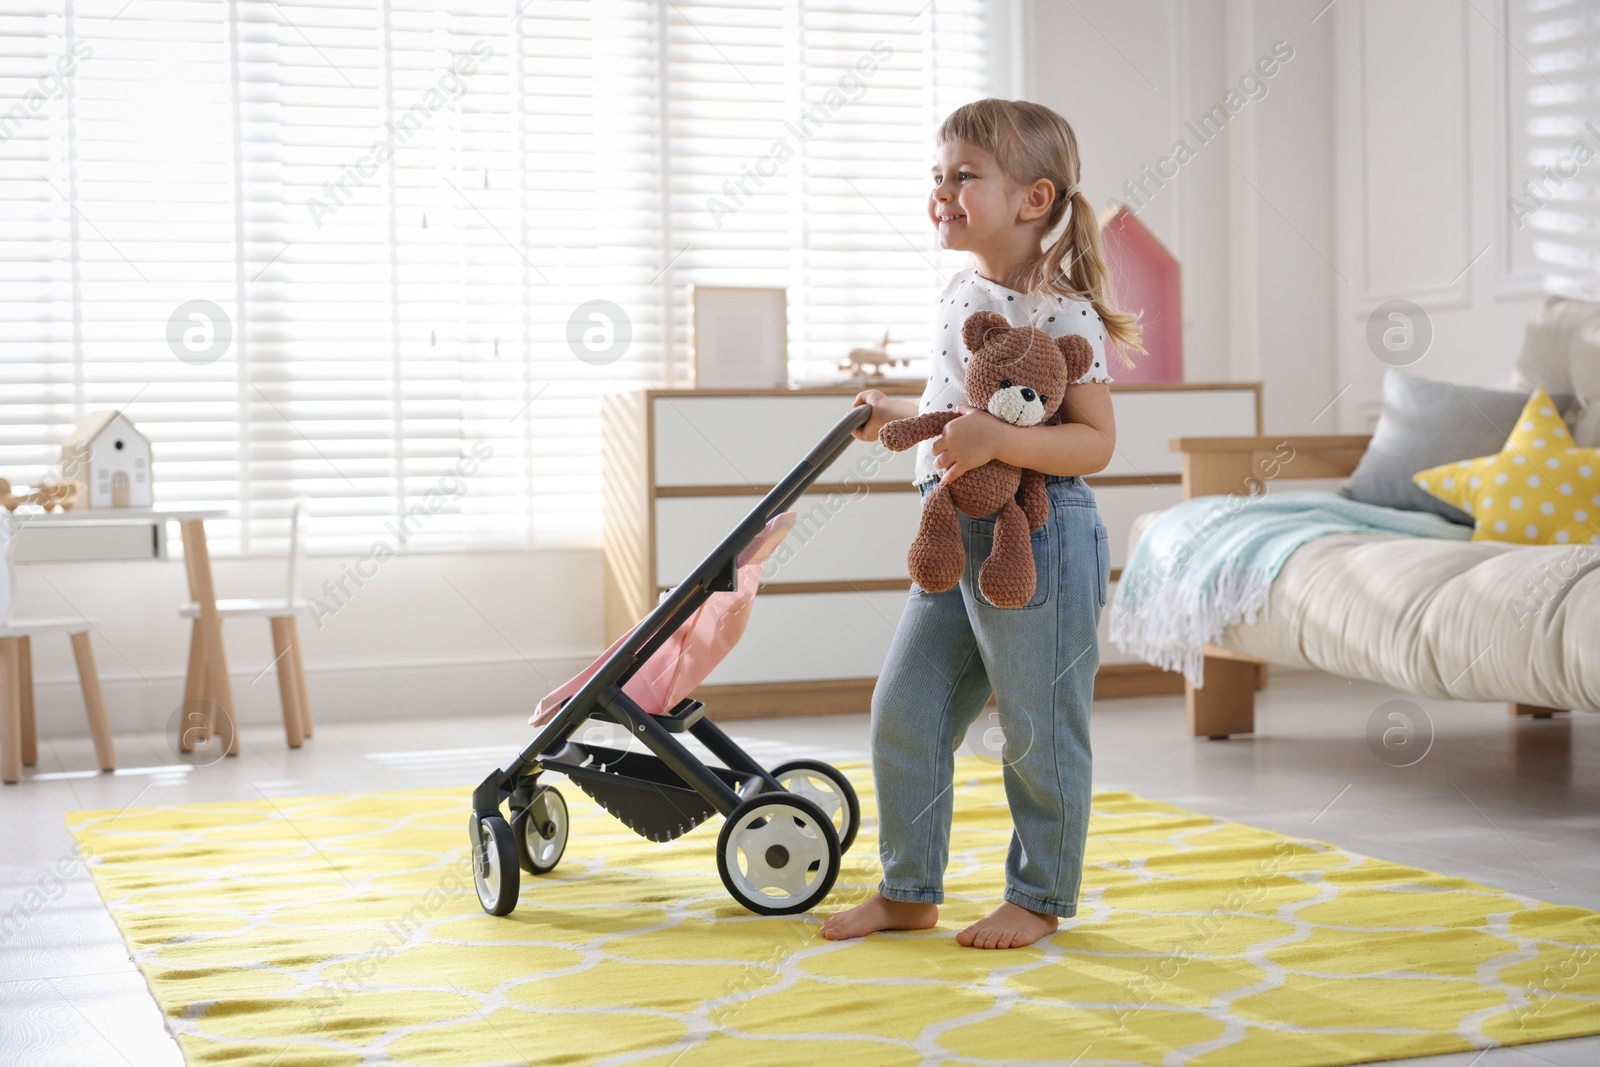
[641,402,872,638]
[796,403,871,501]
[805,403,871,466]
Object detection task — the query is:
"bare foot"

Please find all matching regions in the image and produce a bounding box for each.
[955,901,1058,949]
[820,893,939,940]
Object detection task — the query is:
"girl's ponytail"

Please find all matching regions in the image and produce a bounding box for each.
[1045,187,1142,362]
[938,99,1144,365]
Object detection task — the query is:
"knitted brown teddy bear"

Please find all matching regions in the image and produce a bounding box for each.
[879,310,1094,608]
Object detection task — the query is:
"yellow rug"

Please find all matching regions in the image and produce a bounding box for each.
[69,760,1600,1067]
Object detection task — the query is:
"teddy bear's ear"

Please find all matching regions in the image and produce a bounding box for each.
[962,310,1011,356]
[1056,334,1095,383]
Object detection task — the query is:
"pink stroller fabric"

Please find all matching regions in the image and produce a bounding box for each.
[530,512,798,727]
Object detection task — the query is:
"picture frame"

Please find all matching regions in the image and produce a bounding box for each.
[688,286,788,389]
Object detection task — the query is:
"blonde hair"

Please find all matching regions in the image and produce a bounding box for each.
[937,98,1143,362]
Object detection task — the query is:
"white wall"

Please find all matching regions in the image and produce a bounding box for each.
[18,547,599,740]
[1022,0,1543,434]
[1330,0,1550,429]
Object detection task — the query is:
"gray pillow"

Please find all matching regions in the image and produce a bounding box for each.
[1337,370,1576,524]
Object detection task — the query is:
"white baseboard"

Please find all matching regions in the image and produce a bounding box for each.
[24,651,598,739]
[26,647,1323,740]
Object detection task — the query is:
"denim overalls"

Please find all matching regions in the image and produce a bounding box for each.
[870,473,1111,917]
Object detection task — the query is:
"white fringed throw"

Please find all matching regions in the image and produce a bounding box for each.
[1108,490,1471,687]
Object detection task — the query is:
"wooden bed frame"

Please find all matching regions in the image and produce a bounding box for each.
[1168,434,1567,738]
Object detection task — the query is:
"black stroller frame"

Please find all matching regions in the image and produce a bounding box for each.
[469,405,871,916]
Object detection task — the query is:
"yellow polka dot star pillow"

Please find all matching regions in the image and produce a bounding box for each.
[1412,387,1600,545]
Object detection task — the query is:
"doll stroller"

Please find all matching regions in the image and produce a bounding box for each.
[469,405,870,917]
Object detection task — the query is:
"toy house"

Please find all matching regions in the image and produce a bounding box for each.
[1098,202,1182,382]
[61,411,152,509]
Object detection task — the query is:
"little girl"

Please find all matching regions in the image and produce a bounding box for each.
[821,99,1140,950]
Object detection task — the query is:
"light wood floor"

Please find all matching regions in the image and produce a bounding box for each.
[2,670,1596,1067]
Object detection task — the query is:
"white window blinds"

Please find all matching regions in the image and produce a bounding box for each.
[1,0,990,553]
[1508,0,1600,299]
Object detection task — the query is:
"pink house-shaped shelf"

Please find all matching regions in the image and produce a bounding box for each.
[1098,203,1182,383]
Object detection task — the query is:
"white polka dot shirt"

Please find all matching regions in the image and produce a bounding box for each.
[912,267,1115,487]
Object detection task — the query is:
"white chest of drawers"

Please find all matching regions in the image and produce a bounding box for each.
[602,382,1261,717]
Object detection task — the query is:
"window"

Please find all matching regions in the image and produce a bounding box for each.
[1,0,992,554]
[1506,0,1600,299]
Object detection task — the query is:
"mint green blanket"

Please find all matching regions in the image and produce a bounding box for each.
[1107,490,1472,687]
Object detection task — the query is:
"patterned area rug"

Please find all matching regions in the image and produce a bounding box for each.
[68,760,1600,1067]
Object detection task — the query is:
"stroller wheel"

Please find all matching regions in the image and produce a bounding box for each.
[469,813,519,916]
[717,794,841,916]
[513,786,569,875]
[769,759,860,854]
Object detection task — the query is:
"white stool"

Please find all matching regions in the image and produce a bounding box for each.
[0,513,114,784]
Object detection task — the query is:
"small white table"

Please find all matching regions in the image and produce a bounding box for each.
[9,508,239,757]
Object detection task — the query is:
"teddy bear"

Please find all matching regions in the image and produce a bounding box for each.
[878,310,1094,608]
